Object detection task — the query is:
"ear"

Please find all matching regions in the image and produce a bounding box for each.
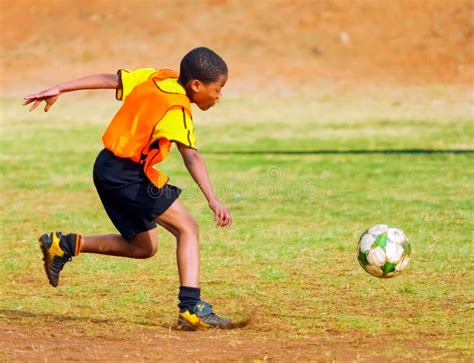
[190,79,201,93]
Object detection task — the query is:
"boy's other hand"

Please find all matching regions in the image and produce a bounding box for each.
[23,87,60,112]
[209,199,232,227]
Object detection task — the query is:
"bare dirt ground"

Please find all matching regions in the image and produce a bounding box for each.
[1,0,473,361]
[1,0,473,95]
[0,320,454,362]
[1,324,359,362]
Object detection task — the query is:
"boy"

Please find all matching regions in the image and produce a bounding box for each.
[23,47,235,330]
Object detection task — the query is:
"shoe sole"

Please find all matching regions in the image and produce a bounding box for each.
[176,317,201,331]
[177,316,240,331]
[39,234,58,287]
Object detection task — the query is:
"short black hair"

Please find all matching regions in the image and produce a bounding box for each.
[179,47,228,85]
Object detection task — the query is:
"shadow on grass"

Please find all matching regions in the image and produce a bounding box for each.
[203,149,474,155]
[0,308,160,327]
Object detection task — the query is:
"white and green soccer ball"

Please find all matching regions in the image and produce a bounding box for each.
[357,224,411,278]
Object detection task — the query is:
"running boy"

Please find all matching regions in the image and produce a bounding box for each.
[23,47,234,330]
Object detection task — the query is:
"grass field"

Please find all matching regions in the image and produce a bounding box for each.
[1,86,473,360]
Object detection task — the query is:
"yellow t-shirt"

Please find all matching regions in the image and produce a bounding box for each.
[116,68,196,149]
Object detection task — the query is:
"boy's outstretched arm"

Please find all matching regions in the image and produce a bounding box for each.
[23,73,119,112]
[177,143,232,228]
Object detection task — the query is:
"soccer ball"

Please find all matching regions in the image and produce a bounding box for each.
[357,224,411,278]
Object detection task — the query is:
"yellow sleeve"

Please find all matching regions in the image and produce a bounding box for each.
[116,68,157,101]
[152,107,197,149]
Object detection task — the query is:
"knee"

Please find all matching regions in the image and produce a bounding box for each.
[128,230,159,259]
[134,243,158,259]
[180,218,199,239]
[147,242,159,257]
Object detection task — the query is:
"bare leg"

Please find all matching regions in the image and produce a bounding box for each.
[80,229,158,259]
[155,200,200,288]
[156,219,180,239]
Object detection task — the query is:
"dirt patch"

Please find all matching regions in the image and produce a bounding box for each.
[1,0,473,95]
[1,309,468,362]
[0,321,454,362]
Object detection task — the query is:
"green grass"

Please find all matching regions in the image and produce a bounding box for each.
[1,88,473,359]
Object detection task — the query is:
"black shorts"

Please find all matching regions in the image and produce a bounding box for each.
[93,148,181,241]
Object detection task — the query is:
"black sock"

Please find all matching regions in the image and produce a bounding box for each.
[60,233,81,257]
[178,286,201,313]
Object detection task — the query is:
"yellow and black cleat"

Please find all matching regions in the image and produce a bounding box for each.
[39,232,80,287]
[177,301,235,330]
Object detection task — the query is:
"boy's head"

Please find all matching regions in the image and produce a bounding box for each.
[178,47,228,111]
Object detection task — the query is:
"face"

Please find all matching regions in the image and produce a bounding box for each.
[187,73,227,110]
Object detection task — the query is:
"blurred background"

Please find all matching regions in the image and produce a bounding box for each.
[1,0,473,96]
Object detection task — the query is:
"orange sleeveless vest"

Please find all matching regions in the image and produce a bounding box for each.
[102,69,192,188]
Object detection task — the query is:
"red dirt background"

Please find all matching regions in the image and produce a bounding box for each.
[1,0,473,95]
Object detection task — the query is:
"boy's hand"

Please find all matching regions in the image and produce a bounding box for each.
[178,144,233,228]
[23,87,60,112]
[209,199,232,227]
[22,73,119,112]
